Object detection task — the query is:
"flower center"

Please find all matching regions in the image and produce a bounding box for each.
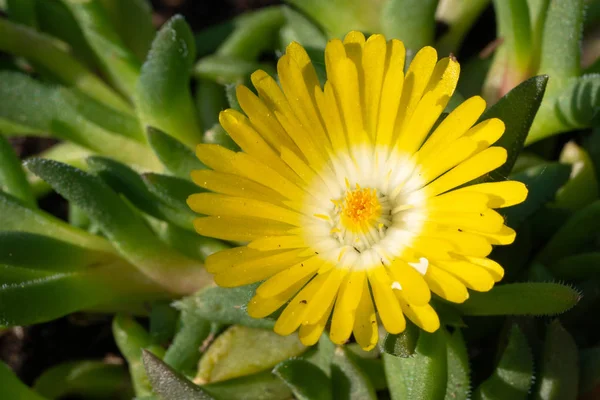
[341,187,381,232]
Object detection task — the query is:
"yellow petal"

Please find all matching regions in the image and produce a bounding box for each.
[424,147,508,197]
[352,278,378,351]
[256,256,324,298]
[248,235,306,251]
[463,118,505,150]
[206,246,278,273]
[422,228,492,257]
[396,293,440,332]
[375,39,405,147]
[424,265,469,303]
[302,267,347,325]
[469,225,516,245]
[316,82,347,152]
[427,209,505,233]
[418,137,478,184]
[463,256,504,282]
[426,191,489,213]
[190,170,284,203]
[368,267,406,334]
[388,260,431,305]
[193,216,294,242]
[362,34,387,136]
[330,270,366,345]
[450,181,528,208]
[436,259,495,292]
[299,300,334,346]
[247,274,313,318]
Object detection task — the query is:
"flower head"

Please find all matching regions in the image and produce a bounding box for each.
[188,31,527,350]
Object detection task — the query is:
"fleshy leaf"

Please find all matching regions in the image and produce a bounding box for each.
[549,252,600,280]
[280,6,326,49]
[382,321,419,357]
[142,173,200,212]
[455,283,580,316]
[33,360,133,400]
[202,370,292,400]
[503,163,571,229]
[147,127,206,179]
[136,15,202,148]
[444,329,470,400]
[473,325,533,400]
[143,350,214,400]
[163,309,214,373]
[0,135,35,207]
[149,301,180,346]
[554,141,599,211]
[26,159,210,295]
[383,330,447,400]
[273,359,332,400]
[331,346,377,400]
[435,0,490,55]
[478,75,548,181]
[533,320,578,400]
[380,0,438,54]
[0,361,46,400]
[196,325,306,383]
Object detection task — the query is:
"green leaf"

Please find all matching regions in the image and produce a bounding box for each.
[202,370,292,400]
[156,223,230,263]
[435,0,490,55]
[163,311,213,373]
[454,283,580,316]
[143,173,200,212]
[538,0,585,81]
[343,350,387,391]
[33,360,133,400]
[533,320,578,400]
[193,54,271,85]
[143,350,214,400]
[0,261,164,327]
[273,359,332,400]
[527,75,600,145]
[26,158,210,295]
[285,0,383,38]
[0,231,113,272]
[331,346,377,400]
[136,15,202,149]
[194,20,235,58]
[87,156,195,230]
[0,17,130,112]
[537,201,600,265]
[554,141,599,211]
[0,190,113,253]
[479,75,548,181]
[503,163,571,229]
[6,0,37,27]
[492,0,533,74]
[383,330,447,400]
[473,325,533,400]
[113,314,165,397]
[195,78,227,131]
[98,0,155,61]
[280,6,327,49]
[63,0,141,98]
[147,127,206,180]
[150,301,180,346]
[444,329,470,400]
[196,325,306,383]
[0,361,46,400]
[175,284,275,329]
[548,252,600,280]
[382,321,419,357]
[203,123,240,151]
[380,0,438,54]
[217,6,285,60]
[0,135,35,207]
[580,346,600,395]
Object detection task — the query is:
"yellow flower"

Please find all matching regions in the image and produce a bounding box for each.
[188,31,527,350]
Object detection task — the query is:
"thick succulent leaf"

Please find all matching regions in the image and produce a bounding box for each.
[156,223,230,262]
[216,6,285,60]
[554,142,599,211]
[537,201,600,265]
[380,0,438,54]
[6,0,37,27]
[0,261,164,327]
[273,359,332,400]
[143,350,214,400]
[143,173,200,212]
[202,370,292,400]
[87,157,195,230]
[98,0,155,61]
[527,75,600,145]
[538,0,585,81]
[0,231,113,272]
[136,15,202,149]
[149,301,180,346]
[194,54,273,85]
[114,315,166,397]
[0,17,129,112]
[0,361,46,400]
[0,190,113,253]
[203,123,240,151]
[62,0,141,98]
[344,351,386,391]
[382,321,419,357]
[473,325,533,400]
[503,163,571,229]
[549,252,600,280]
[479,75,548,181]
[0,135,35,207]
[444,329,470,400]
[196,325,306,384]
[280,6,326,49]
[331,346,377,400]
[26,159,210,295]
[175,283,274,329]
[455,283,580,316]
[195,79,227,131]
[533,320,578,400]
[194,20,235,58]
[491,0,532,75]
[33,360,133,400]
[147,127,206,179]
[285,0,382,38]
[163,310,214,373]
[435,0,491,55]
[383,330,447,400]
